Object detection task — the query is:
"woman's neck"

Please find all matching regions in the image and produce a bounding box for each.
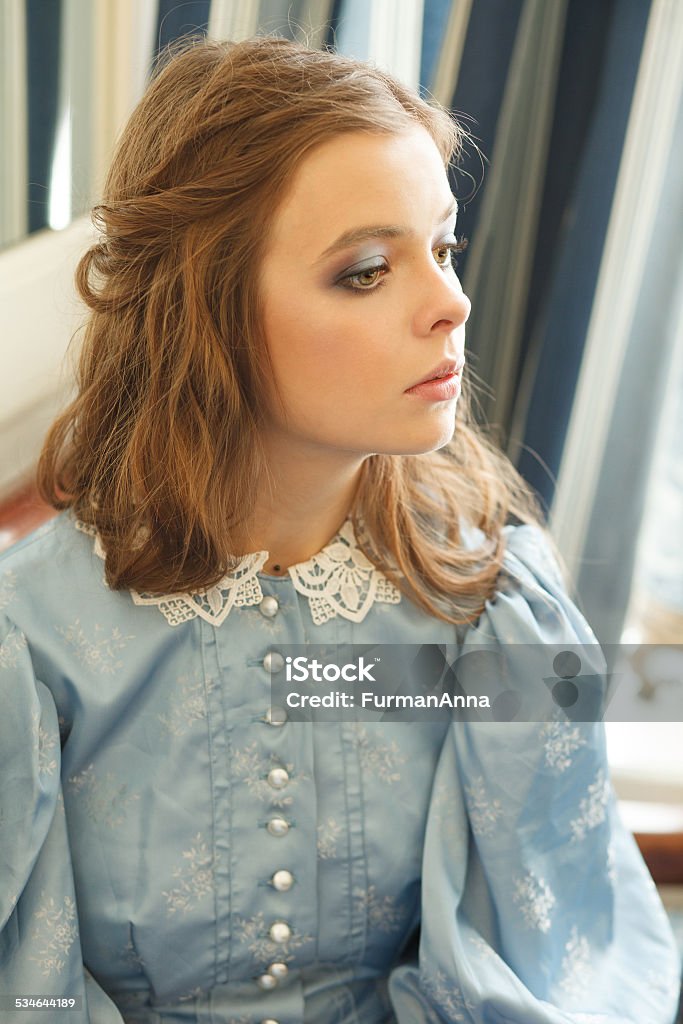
[231,446,366,568]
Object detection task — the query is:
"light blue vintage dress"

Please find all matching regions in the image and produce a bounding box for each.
[0,511,679,1024]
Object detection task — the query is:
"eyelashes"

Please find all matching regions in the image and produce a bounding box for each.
[339,237,469,296]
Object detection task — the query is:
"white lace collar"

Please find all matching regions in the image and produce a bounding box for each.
[74,518,401,627]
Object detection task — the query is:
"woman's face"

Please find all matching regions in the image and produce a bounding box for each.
[258,125,471,459]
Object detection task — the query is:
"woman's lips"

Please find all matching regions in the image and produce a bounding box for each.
[405,373,461,401]
[405,360,464,391]
[406,357,465,390]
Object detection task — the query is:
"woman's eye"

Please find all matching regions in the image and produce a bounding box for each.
[339,237,468,296]
[434,244,456,267]
[435,238,469,269]
[340,263,388,293]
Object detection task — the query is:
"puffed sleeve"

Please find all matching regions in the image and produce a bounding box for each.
[388,525,682,1024]
[0,613,125,1023]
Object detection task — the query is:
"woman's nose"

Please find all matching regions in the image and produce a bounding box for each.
[418,271,471,335]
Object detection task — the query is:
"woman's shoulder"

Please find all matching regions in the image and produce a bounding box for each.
[1,509,104,582]
[458,517,600,655]
[0,510,137,635]
[459,516,568,594]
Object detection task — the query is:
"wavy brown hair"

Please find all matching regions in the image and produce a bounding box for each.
[37,33,561,626]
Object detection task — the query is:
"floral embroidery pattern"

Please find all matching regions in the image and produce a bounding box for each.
[28,893,78,975]
[420,966,475,1021]
[162,833,217,915]
[426,779,460,845]
[467,931,499,961]
[233,910,312,967]
[0,624,27,669]
[539,719,587,773]
[157,674,214,737]
[353,724,407,783]
[569,770,610,841]
[32,708,58,776]
[464,775,503,837]
[231,742,304,808]
[317,816,343,859]
[353,886,405,933]
[606,840,617,884]
[0,568,17,611]
[54,619,133,675]
[558,926,593,997]
[67,764,141,828]
[512,871,555,932]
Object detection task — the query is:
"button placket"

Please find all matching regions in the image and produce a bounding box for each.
[255,622,302,996]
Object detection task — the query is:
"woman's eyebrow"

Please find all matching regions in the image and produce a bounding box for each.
[313,197,458,265]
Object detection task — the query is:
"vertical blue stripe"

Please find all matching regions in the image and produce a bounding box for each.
[26,0,62,234]
[517,0,652,512]
[419,0,452,97]
[445,0,524,279]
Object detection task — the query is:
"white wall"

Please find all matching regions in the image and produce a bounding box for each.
[0,216,96,494]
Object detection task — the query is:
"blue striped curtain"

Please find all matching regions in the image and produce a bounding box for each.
[26,0,62,233]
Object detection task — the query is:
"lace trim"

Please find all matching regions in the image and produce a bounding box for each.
[74,518,401,627]
[288,519,401,625]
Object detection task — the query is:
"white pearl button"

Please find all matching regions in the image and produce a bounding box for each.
[259,596,279,618]
[271,869,294,891]
[267,767,289,789]
[256,973,278,990]
[264,706,287,726]
[268,962,289,980]
[267,817,290,837]
[263,651,284,674]
[269,920,292,943]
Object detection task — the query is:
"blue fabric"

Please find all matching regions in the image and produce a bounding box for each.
[0,512,679,1023]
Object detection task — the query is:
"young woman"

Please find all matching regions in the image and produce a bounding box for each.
[0,35,679,1024]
